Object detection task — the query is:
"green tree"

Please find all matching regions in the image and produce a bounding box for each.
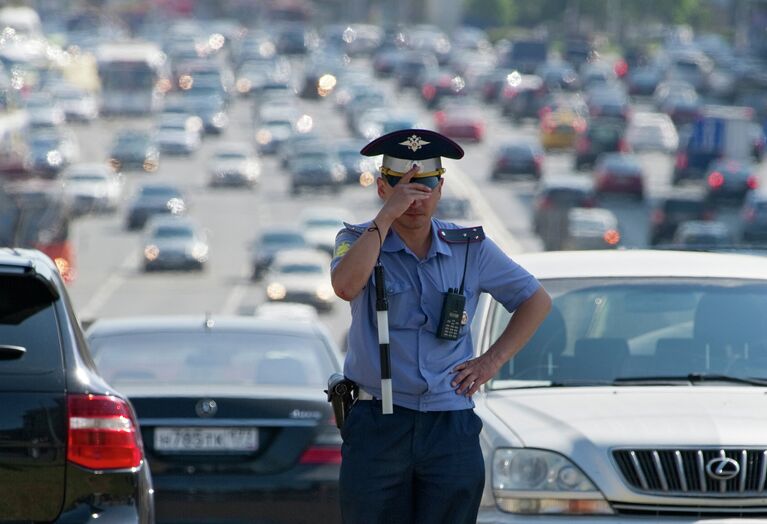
[464,0,515,28]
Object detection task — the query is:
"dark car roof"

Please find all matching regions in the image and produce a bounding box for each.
[0,247,61,284]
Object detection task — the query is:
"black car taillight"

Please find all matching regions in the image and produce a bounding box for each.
[67,394,143,470]
[299,423,342,465]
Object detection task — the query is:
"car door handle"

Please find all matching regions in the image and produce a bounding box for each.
[0,345,26,360]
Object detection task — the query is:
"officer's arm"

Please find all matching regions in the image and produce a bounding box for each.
[331,212,393,301]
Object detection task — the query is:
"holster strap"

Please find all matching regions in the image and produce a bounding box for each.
[357,388,375,401]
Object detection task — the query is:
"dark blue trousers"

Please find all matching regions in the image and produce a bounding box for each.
[339,400,484,524]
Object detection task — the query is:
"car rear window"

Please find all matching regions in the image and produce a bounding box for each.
[0,275,63,375]
[664,200,704,213]
[89,331,337,388]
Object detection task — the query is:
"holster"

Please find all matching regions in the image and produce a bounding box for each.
[325,373,358,430]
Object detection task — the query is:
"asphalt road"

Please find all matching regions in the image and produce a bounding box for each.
[65,59,751,347]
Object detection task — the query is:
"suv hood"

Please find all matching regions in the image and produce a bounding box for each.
[486,387,767,448]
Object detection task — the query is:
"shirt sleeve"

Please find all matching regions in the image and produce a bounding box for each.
[478,237,541,312]
[330,226,362,272]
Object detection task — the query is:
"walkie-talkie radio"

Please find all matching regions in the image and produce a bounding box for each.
[437,227,485,341]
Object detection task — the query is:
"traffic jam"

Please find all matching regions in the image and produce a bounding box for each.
[2,0,767,522]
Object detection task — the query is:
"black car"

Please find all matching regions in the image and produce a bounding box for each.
[574,117,627,170]
[288,150,346,195]
[648,190,715,245]
[126,183,186,230]
[532,174,598,250]
[335,139,376,186]
[0,248,153,522]
[703,158,758,204]
[250,226,308,280]
[740,189,767,244]
[490,139,544,180]
[109,130,160,173]
[86,315,343,524]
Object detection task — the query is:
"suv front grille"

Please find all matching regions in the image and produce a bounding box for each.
[613,448,767,496]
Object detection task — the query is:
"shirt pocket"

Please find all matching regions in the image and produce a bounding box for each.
[384,277,423,329]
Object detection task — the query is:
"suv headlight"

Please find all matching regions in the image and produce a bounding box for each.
[492,448,613,515]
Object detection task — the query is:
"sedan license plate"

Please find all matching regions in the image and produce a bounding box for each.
[154,427,258,452]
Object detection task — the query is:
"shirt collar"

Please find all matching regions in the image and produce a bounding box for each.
[381,219,452,259]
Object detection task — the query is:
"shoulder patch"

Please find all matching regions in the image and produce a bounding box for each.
[334,241,352,258]
[342,221,369,235]
[438,226,485,243]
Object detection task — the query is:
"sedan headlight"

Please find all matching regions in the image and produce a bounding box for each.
[315,284,334,301]
[144,244,160,261]
[190,242,209,261]
[211,112,228,128]
[256,129,272,145]
[492,449,613,515]
[266,282,286,300]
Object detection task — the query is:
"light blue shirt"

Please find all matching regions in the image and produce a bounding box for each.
[331,218,540,411]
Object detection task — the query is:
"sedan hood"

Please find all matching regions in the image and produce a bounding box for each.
[486,387,767,448]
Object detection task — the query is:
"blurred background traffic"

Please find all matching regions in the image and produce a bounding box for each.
[2,0,767,521]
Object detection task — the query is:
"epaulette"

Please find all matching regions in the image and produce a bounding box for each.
[342,221,371,235]
[438,226,485,243]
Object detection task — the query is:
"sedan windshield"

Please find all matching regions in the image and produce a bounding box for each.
[488,278,767,389]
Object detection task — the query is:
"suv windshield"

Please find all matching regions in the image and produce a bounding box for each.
[488,278,767,389]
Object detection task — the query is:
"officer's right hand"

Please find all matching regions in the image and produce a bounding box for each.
[379,166,432,220]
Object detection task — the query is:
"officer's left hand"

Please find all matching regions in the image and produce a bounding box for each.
[452,353,502,397]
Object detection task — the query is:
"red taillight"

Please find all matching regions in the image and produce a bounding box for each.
[604,229,621,245]
[708,171,724,189]
[614,58,628,78]
[748,175,759,190]
[744,208,757,222]
[675,153,688,170]
[534,155,543,167]
[422,84,436,101]
[618,139,629,153]
[576,136,590,152]
[702,209,715,221]
[67,394,143,470]
[651,209,665,224]
[299,446,342,465]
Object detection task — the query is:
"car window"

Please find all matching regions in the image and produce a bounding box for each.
[487,278,767,388]
[90,331,336,387]
[0,275,63,375]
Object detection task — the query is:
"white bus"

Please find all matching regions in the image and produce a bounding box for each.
[96,41,170,116]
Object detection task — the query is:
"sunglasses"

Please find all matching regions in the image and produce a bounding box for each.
[384,174,442,189]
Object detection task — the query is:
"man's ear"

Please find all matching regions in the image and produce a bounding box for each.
[376,176,386,199]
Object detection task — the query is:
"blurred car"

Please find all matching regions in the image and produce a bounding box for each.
[207,143,261,188]
[739,188,767,244]
[490,139,544,180]
[24,129,79,177]
[536,60,579,91]
[625,112,679,153]
[254,118,294,155]
[539,108,586,150]
[586,88,632,122]
[471,249,767,522]
[86,315,342,524]
[648,190,715,245]
[0,248,153,522]
[574,117,627,170]
[435,196,473,221]
[51,85,98,122]
[250,226,308,280]
[672,220,733,248]
[420,68,467,108]
[335,139,377,186]
[109,130,160,173]
[704,158,758,203]
[562,207,621,250]
[593,153,645,200]
[265,248,336,311]
[625,64,665,96]
[499,73,546,122]
[61,163,122,216]
[532,174,598,249]
[125,183,186,230]
[154,114,202,155]
[355,109,421,141]
[252,302,319,322]
[394,50,439,89]
[181,93,229,134]
[435,103,485,142]
[278,132,323,168]
[142,216,208,271]
[299,207,351,254]
[288,150,346,195]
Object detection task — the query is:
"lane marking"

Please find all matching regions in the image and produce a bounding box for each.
[445,159,525,254]
[220,268,250,315]
[79,251,134,320]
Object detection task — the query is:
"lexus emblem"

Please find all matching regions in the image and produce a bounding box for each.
[195,399,218,418]
[705,457,740,480]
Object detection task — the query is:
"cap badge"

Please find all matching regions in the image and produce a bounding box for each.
[399,134,430,152]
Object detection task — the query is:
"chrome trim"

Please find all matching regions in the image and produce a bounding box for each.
[652,450,669,491]
[629,451,650,490]
[138,417,318,427]
[697,450,707,493]
[740,449,748,493]
[674,450,688,492]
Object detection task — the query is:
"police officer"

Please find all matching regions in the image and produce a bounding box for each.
[331,129,551,524]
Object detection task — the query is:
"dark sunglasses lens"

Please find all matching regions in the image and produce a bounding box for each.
[385,175,440,188]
